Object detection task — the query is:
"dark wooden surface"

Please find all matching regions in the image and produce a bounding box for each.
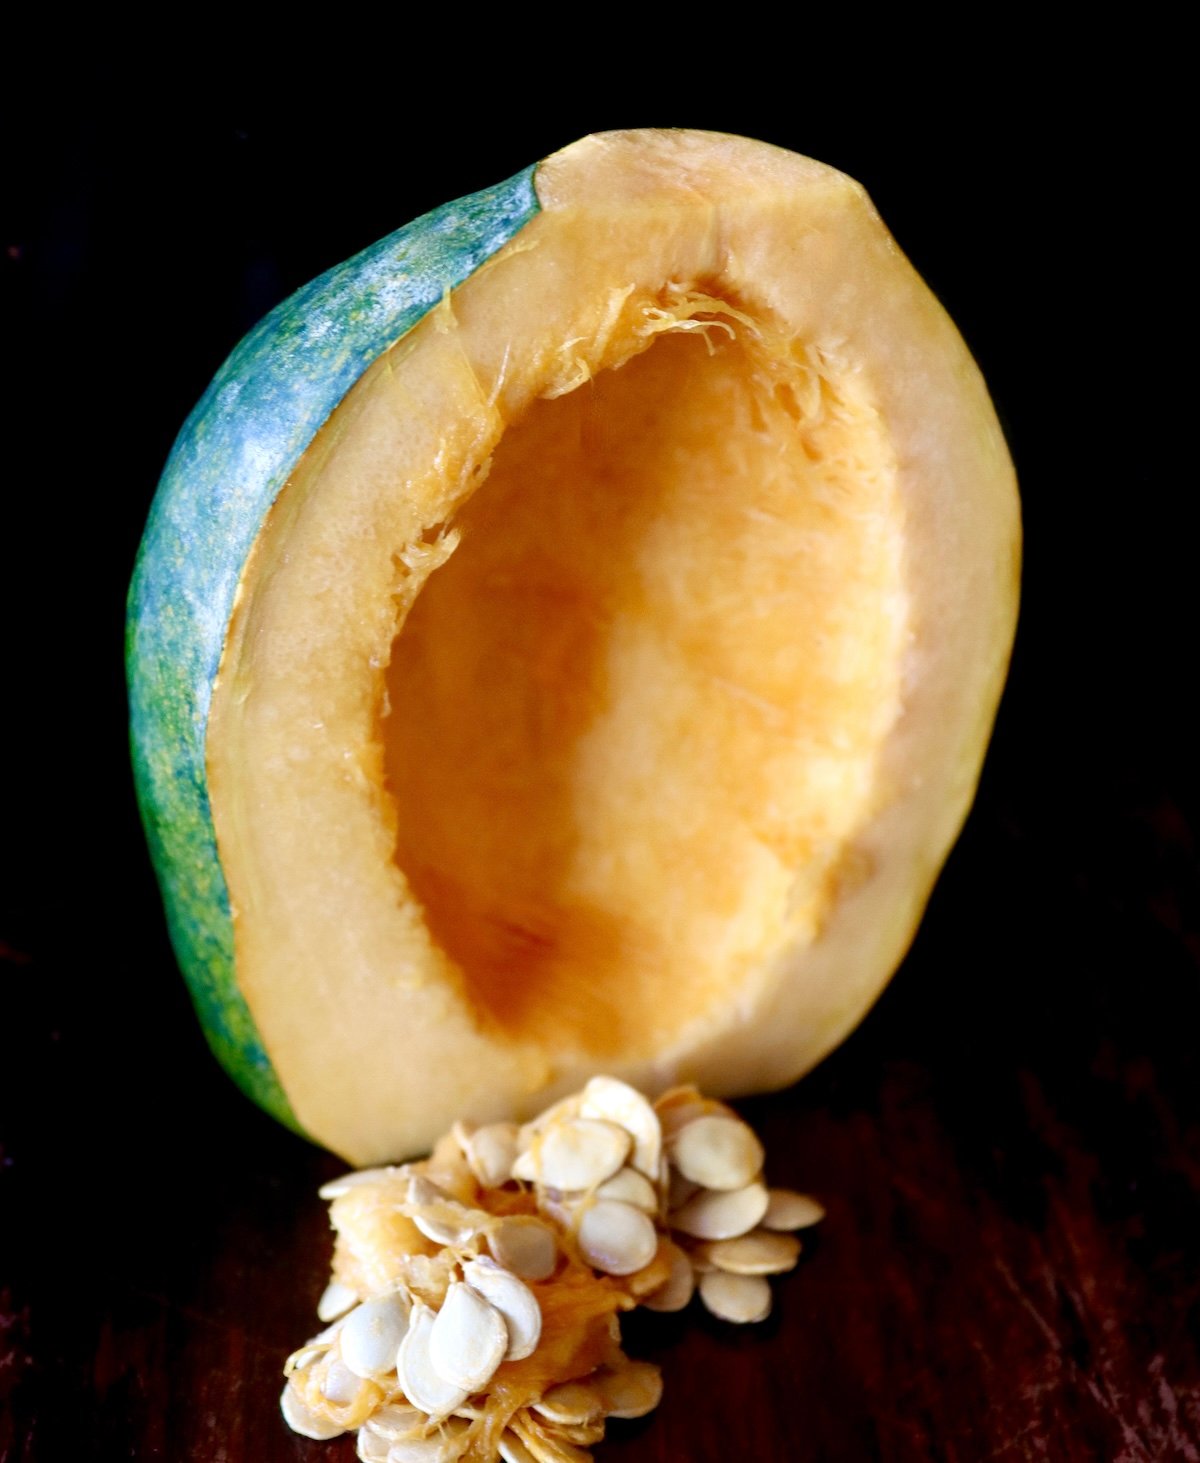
[4,60,1194,1463]
[4,777,1200,1462]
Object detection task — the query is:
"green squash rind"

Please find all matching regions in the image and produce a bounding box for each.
[126,166,542,1136]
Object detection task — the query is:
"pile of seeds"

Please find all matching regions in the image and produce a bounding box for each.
[282,1077,824,1462]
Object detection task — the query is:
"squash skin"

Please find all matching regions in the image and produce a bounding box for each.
[126,167,541,1134]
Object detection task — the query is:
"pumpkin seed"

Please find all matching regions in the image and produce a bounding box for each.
[286,1335,336,1374]
[512,1118,631,1191]
[319,1165,410,1200]
[594,1166,659,1213]
[411,1206,487,1248]
[360,1403,426,1441]
[543,1419,606,1447]
[669,1114,764,1191]
[594,1360,663,1419]
[762,1188,826,1230]
[280,1381,345,1440]
[517,1093,583,1151]
[580,1076,662,1178]
[488,1216,559,1281]
[396,1302,470,1419]
[408,1174,454,1207]
[340,1293,412,1379]
[462,1257,542,1361]
[463,1121,520,1189]
[702,1229,801,1276]
[536,1193,577,1232]
[387,1419,470,1463]
[652,1083,703,1115]
[355,1425,392,1462]
[576,1199,658,1275]
[625,1242,674,1298]
[535,1380,603,1426]
[697,1270,772,1323]
[428,1281,509,1392]
[670,1180,769,1240]
[512,1416,593,1463]
[498,1433,538,1463]
[321,1357,363,1405]
[408,1176,491,1246]
[653,1086,712,1137]
[641,1241,695,1313]
[317,1278,360,1322]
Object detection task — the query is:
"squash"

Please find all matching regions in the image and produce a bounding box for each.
[127,129,1020,1165]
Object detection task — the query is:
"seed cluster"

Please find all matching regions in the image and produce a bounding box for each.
[282,1078,824,1462]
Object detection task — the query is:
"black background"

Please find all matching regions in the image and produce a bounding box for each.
[3,46,1195,1461]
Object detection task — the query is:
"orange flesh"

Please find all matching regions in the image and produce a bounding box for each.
[386,320,902,1054]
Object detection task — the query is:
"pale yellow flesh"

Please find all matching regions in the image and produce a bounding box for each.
[208,131,1020,1163]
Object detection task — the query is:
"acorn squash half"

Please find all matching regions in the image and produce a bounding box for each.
[127,129,1020,1164]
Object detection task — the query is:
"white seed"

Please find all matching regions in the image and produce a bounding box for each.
[594,1167,659,1213]
[703,1229,802,1276]
[543,1419,606,1448]
[488,1216,559,1281]
[533,1380,604,1425]
[317,1279,359,1323]
[411,1206,487,1247]
[762,1188,826,1230]
[462,1257,542,1361]
[498,1434,538,1463]
[397,1302,470,1420]
[286,1337,335,1374]
[408,1176,490,1246]
[286,1344,325,1372]
[641,1241,695,1313]
[594,1360,663,1419]
[319,1165,409,1200]
[408,1174,455,1207]
[388,1419,470,1463]
[280,1381,344,1439]
[536,1192,578,1231]
[464,1122,520,1188]
[517,1092,583,1150]
[669,1115,764,1191]
[512,1119,631,1191]
[576,1200,658,1276]
[698,1270,772,1324]
[671,1180,769,1240]
[356,1425,391,1463]
[654,1087,711,1137]
[580,1076,662,1178]
[321,1357,362,1405]
[340,1293,411,1379]
[428,1282,509,1392]
[361,1403,426,1441]
[512,1419,592,1463]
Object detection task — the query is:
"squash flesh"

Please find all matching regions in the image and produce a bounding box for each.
[206,131,1019,1163]
[386,317,903,1056]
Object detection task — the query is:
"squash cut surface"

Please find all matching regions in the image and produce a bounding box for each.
[193,131,1018,1163]
[386,319,903,1054]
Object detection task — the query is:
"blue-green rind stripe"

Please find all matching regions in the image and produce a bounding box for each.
[126,166,542,1136]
